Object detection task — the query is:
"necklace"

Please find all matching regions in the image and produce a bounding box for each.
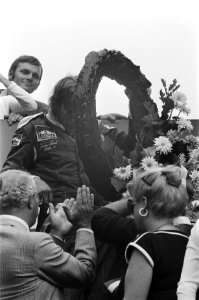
[155,222,174,231]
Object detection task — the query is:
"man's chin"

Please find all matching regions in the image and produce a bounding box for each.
[20,84,35,94]
[23,87,34,93]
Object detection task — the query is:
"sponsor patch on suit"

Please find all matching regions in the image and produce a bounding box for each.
[11,134,22,147]
[35,125,57,151]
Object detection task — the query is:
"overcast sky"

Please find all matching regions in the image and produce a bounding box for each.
[1,0,198,118]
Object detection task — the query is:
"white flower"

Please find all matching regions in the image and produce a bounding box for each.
[154,136,172,154]
[189,149,199,160]
[171,91,187,107]
[187,149,199,171]
[179,105,191,116]
[113,165,132,180]
[141,156,158,170]
[190,170,199,181]
[177,118,193,132]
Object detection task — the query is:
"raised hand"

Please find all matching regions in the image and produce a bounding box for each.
[63,185,94,229]
[49,202,73,239]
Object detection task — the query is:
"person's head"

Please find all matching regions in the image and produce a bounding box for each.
[49,76,77,132]
[127,165,188,231]
[0,170,47,227]
[8,55,43,93]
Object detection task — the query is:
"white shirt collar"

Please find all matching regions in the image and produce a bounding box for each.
[0,215,29,231]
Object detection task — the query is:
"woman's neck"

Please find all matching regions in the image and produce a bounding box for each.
[145,218,175,232]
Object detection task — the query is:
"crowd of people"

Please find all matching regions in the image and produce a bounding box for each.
[0,55,199,300]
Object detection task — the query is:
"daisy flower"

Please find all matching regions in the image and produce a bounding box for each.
[177,118,193,132]
[188,149,199,164]
[171,91,187,108]
[189,170,199,182]
[154,136,172,154]
[141,156,158,170]
[179,105,191,116]
[113,165,132,180]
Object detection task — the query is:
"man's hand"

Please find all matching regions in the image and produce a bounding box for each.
[4,113,23,125]
[49,202,73,239]
[63,185,94,229]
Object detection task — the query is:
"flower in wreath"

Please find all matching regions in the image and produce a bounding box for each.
[140,156,158,171]
[171,91,188,110]
[111,165,133,192]
[111,78,199,202]
[176,118,193,132]
[153,136,172,155]
[113,165,133,180]
[190,170,199,182]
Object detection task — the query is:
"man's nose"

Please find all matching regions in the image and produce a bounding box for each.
[26,73,33,80]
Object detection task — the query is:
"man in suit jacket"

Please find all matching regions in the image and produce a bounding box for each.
[0,169,96,300]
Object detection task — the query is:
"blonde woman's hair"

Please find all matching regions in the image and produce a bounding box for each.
[127,165,188,219]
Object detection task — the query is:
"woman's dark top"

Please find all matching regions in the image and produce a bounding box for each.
[116,230,188,300]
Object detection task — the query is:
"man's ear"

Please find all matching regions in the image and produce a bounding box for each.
[27,196,34,209]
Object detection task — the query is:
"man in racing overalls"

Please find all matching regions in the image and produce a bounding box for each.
[2,76,106,230]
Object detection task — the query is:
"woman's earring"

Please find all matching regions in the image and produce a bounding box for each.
[139,207,148,217]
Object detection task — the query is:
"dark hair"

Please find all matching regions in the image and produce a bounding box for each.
[8,55,43,81]
[49,76,77,120]
[127,165,188,219]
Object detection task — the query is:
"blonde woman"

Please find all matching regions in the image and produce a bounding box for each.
[119,165,189,300]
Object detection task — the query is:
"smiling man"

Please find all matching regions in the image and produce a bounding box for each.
[0,55,48,122]
[8,55,43,93]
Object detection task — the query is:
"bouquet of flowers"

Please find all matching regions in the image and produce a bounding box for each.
[111,79,199,201]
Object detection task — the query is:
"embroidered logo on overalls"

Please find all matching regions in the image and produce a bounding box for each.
[35,125,57,151]
[11,134,22,147]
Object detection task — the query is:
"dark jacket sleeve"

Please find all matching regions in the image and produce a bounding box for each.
[91,207,137,246]
[2,123,35,172]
